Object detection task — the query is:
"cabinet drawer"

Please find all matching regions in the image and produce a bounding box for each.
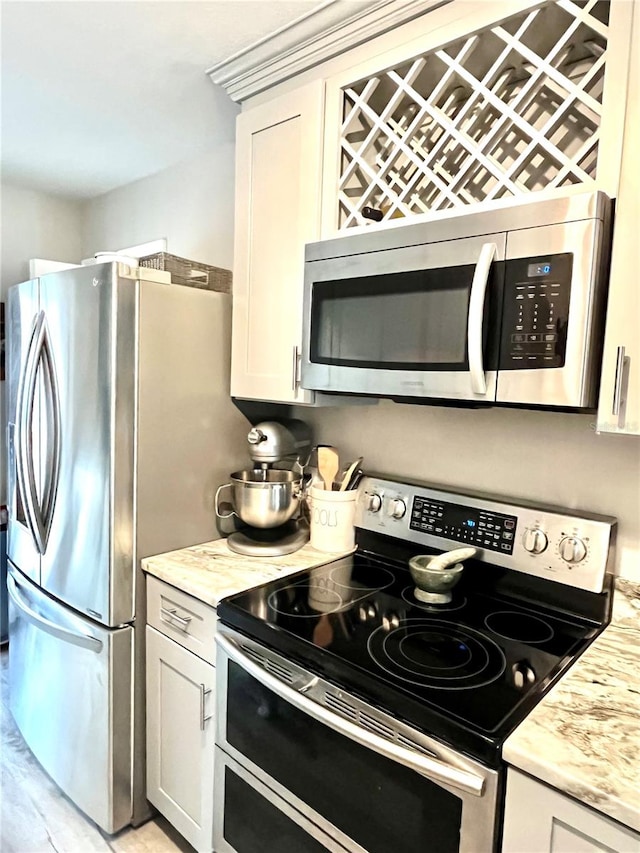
[147,576,217,667]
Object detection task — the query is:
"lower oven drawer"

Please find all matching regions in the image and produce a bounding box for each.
[215,629,500,853]
[214,749,347,853]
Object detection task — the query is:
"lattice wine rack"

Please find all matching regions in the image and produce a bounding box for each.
[338,0,611,229]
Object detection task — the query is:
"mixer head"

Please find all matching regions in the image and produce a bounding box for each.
[247,419,311,466]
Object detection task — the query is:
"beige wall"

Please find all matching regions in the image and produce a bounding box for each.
[296,400,640,581]
[81,144,236,268]
[0,183,84,505]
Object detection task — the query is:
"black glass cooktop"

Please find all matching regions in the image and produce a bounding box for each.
[218,543,607,764]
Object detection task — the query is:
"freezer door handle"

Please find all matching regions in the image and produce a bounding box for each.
[7,573,103,653]
[15,312,45,552]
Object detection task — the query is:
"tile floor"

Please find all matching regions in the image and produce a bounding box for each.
[0,646,192,853]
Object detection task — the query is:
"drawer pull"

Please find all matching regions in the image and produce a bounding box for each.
[160,606,192,632]
[200,683,212,730]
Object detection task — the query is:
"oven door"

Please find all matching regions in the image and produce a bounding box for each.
[301,234,506,402]
[215,628,500,853]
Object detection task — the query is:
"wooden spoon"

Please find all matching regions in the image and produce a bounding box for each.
[317,446,340,491]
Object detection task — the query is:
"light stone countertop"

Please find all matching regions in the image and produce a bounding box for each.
[141,538,354,609]
[503,578,640,833]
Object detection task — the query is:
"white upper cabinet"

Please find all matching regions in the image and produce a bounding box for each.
[597,0,640,435]
[230,80,324,404]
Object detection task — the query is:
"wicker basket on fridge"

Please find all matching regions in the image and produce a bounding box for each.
[138,252,232,293]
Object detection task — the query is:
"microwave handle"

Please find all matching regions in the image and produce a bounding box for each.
[468,243,497,395]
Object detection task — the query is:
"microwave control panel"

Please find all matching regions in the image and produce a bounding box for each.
[499,252,572,370]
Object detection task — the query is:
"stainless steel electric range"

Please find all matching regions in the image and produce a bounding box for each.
[214,475,616,853]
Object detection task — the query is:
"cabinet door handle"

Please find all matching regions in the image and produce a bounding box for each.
[291,345,301,391]
[160,606,192,632]
[612,345,626,416]
[199,683,212,730]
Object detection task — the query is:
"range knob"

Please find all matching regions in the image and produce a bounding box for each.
[523,527,548,554]
[559,536,588,564]
[366,493,382,513]
[386,498,407,519]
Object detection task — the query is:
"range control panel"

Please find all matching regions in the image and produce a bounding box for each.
[499,252,572,370]
[410,496,518,555]
[355,476,616,593]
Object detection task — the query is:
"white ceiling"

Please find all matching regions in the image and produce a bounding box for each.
[0,0,324,199]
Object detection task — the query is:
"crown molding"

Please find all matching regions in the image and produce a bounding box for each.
[207,0,450,103]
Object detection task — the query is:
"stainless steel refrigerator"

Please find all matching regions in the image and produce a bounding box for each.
[5,261,249,832]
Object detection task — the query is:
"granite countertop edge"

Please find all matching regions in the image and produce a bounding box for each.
[503,578,640,834]
[141,537,355,609]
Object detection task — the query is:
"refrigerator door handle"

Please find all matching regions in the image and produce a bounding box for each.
[15,311,46,553]
[7,572,103,653]
[39,317,62,549]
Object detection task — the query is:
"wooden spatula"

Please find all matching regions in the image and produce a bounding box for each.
[317,446,340,491]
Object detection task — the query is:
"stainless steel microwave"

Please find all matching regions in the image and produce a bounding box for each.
[301,192,612,409]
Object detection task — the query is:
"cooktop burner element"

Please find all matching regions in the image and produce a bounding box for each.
[218,475,615,765]
[368,619,506,690]
[484,611,555,644]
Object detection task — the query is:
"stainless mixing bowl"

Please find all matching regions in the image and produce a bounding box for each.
[227,469,302,529]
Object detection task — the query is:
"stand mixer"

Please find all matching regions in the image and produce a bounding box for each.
[215,420,312,557]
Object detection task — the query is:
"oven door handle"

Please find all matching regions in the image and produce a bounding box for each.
[468,242,497,396]
[217,633,485,797]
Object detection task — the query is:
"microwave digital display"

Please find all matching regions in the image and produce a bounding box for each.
[527,261,552,277]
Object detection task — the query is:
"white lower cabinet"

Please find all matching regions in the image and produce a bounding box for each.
[146,605,216,853]
[502,770,640,853]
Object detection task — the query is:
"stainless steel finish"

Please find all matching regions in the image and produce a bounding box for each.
[217,632,484,796]
[8,572,103,653]
[7,264,251,832]
[612,345,626,415]
[522,527,549,554]
[468,242,497,395]
[291,345,302,391]
[559,536,588,564]
[305,191,610,263]
[497,216,609,407]
[16,313,43,553]
[160,606,192,632]
[218,469,302,529]
[356,475,615,593]
[39,315,62,553]
[199,683,212,731]
[15,311,62,556]
[302,231,504,401]
[214,749,348,853]
[38,264,135,626]
[302,191,611,408]
[217,626,500,853]
[7,279,42,585]
[226,520,310,557]
[245,419,311,465]
[8,566,133,833]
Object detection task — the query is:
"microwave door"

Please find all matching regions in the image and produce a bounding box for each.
[302,233,506,402]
